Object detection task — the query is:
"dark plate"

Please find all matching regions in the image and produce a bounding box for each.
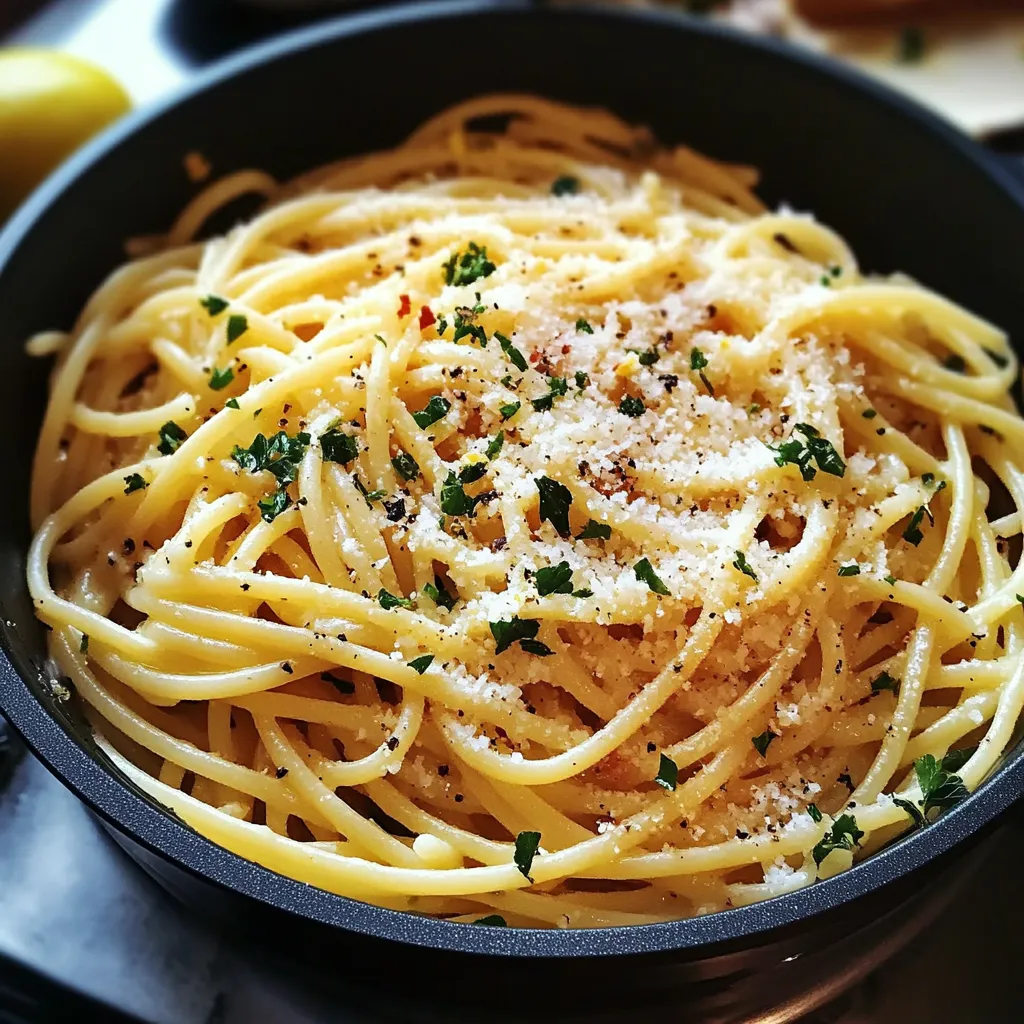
[1,0,1023,980]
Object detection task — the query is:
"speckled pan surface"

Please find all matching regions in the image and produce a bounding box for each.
[1,0,1023,960]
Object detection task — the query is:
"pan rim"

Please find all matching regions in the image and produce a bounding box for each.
[2,0,1023,959]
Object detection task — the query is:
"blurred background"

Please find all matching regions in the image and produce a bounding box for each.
[1,1,1024,1023]
[4,0,1024,224]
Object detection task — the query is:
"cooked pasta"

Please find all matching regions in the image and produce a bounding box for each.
[26,96,1024,928]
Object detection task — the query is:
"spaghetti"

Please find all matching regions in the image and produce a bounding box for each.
[26,96,1024,928]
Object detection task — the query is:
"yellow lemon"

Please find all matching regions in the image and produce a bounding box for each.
[0,49,130,221]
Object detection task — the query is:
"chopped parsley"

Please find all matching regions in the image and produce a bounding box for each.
[577,520,611,541]
[226,313,248,344]
[472,915,507,927]
[895,751,971,827]
[257,489,290,522]
[902,506,927,546]
[485,431,504,459]
[871,671,899,694]
[412,395,451,429]
[157,420,187,456]
[208,366,234,391]
[862,409,878,420]
[353,477,387,505]
[837,562,861,577]
[232,430,310,487]
[903,477,946,545]
[199,294,228,316]
[530,376,569,412]
[634,557,670,596]
[551,175,579,196]
[811,813,864,867]
[769,423,846,481]
[320,428,360,466]
[534,561,574,597]
[490,616,542,655]
[123,473,147,494]
[452,306,487,346]
[391,451,419,481]
[535,475,572,537]
[574,371,590,389]
[378,588,414,610]
[519,638,554,657]
[494,331,527,372]
[916,752,968,815]
[751,729,776,758]
[513,830,542,881]
[733,550,757,581]
[225,398,240,410]
[458,461,488,484]
[690,348,714,396]
[443,242,496,287]
[807,803,822,823]
[423,574,457,611]
[440,472,477,516]
[499,401,521,422]
[655,753,678,791]
[618,394,646,418]
[629,347,659,366]
[408,655,434,674]
[575,318,594,334]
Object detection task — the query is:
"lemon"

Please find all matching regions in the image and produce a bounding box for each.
[0,49,130,221]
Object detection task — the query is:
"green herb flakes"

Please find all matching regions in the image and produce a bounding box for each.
[871,671,899,694]
[391,451,420,481]
[535,476,572,537]
[577,520,611,541]
[412,395,451,429]
[423,575,457,611]
[226,313,248,344]
[378,589,414,611]
[200,294,228,316]
[123,473,147,494]
[408,655,434,674]
[751,729,776,758]
[157,420,187,456]
[733,550,757,581]
[490,617,541,655]
[320,428,360,466]
[655,753,678,792]
[690,348,714,396]
[634,557,670,596]
[618,394,646,418]
[811,814,863,867]
[443,242,496,287]
[551,175,579,196]
[534,561,574,597]
[495,332,527,372]
[513,830,542,881]
[208,366,234,391]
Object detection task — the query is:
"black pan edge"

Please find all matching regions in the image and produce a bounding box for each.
[1,0,1023,959]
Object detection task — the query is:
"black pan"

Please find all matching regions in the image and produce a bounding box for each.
[1,1,1023,1018]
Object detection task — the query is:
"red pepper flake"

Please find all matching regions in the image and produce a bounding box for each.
[418,305,435,330]
[397,294,411,318]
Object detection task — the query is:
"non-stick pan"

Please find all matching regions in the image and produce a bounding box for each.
[1,2,1023,1019]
